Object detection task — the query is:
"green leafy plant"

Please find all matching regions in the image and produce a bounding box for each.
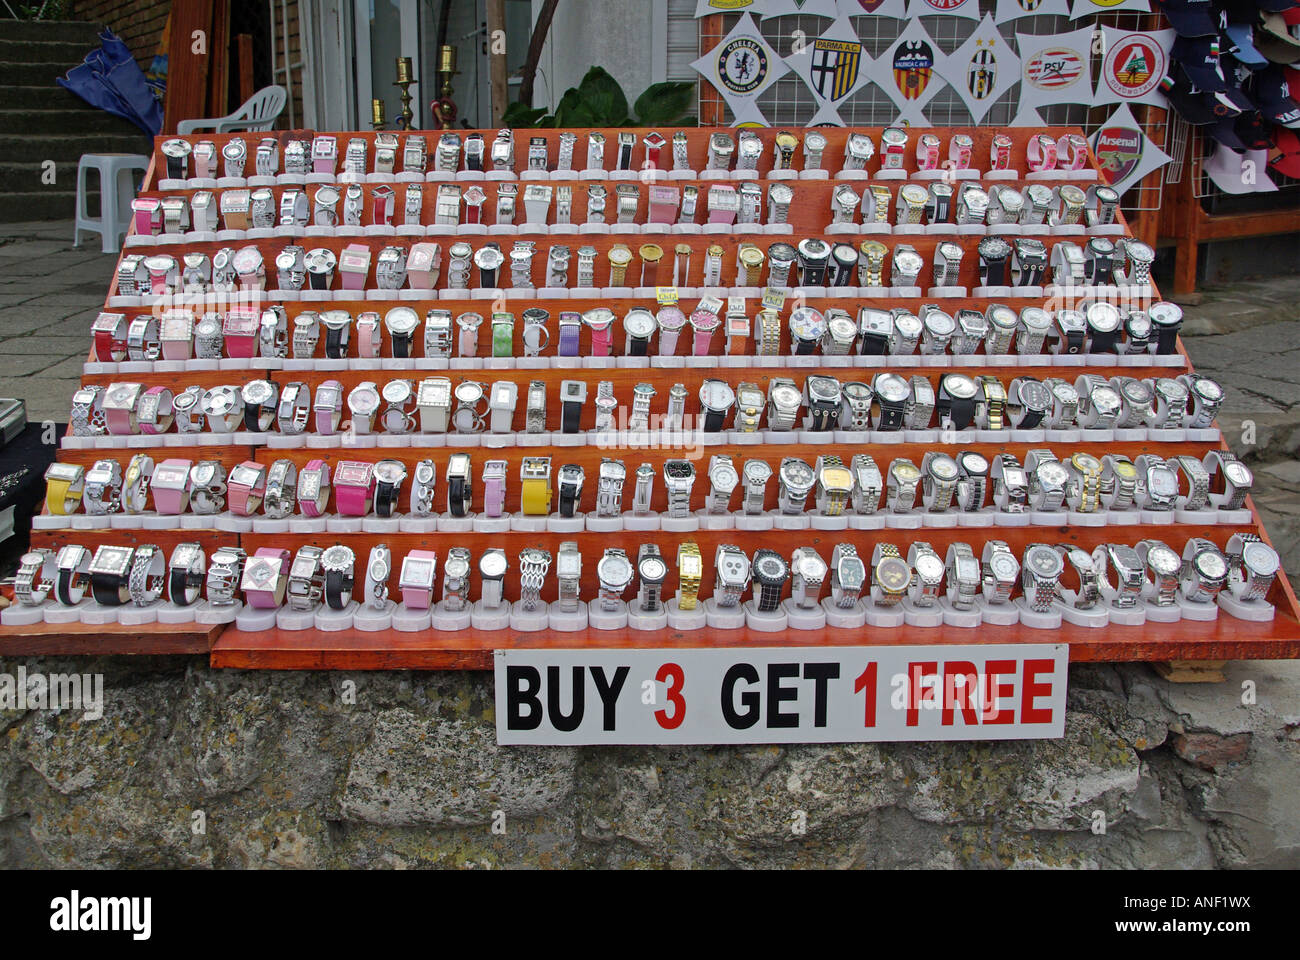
[504,66,696,129]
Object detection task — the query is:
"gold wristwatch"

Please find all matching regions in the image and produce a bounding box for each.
[738,243,765,286]
[677,541,703,609]
[608,244,633,286]
[860,240,887,286]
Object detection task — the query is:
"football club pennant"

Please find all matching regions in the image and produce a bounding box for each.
[906,0,982,21]
[840,0,908,19]
[993,0,1071,23]
[1094,27,1175,108]
[1069,0,1154,20]
[693,0,766,15]
[691,13,789,124]
[877,18,944,126]
[936,14,1020,124]
[1089,102,1172,196]
[786,15,873,125]
[761,0,840,18]
[1015,26,1096,114]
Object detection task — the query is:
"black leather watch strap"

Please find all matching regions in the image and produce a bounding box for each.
[91,570,127,607]
[448,476,467,517]
[559,481,579,517]
[324,568,351,609]
[561,399,582,433]
[325,323,347,359]
[1154,322,1180,355]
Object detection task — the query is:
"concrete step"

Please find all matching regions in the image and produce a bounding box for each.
[0,60,72,87]
[0,84,95,110]
[0,190,98,223]
[1,132,151,164]
[0,107,142,135]
[0,38,96,64]
[0,20,103,45]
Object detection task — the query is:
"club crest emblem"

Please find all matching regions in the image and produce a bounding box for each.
[1025,47,1085,90]
[810,38,864,101]
[1093,125,1143,185]
[1103,36,1165,100]
[893,40,935,101]
[967,45,997,100]
[717,37,769,95]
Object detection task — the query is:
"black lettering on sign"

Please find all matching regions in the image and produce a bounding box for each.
[767,663,800,728]
[802,662,840,727]
[506,666,542,730]
[547,665,584,732]
[721,663,760,729]
[590,665,630,730]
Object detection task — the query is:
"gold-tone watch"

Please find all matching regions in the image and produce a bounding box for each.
[677,541,703,609]
[866,184,892,224]
[978,374,1007,430]
[859,240,888,286]
[608,244,633,286]
[1070,452,1104,512]
[738,243,765,286]
[638,243,664,287]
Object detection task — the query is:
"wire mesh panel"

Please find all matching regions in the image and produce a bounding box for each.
[694,6,1170,214]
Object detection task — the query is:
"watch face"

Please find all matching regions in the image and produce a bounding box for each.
[929,455,959,481]
[1051,382,1077,405]
[991,553,1019,580]
[1243,541,1279,577]
[960,452,988,475]
[1087,303,1121,332]
[402,558,433,583]
[625,310,656,338]
[1003,467,1028,488]
[876,556,910,592]
[246,559,276,587]
[640,557,667,581]
[599,555,632,585]
[474,247,505,270]
[892,461,921,483]
[349,388,380,415]
[1027,545,1063,579]
[1111,459,1137,480]
[386,307,419,334]
[701,381,736,409]
[875,374,910,403]
[915,553,944,580]
[1149,546,1180,576]
[1072,453,1101,474]
[719,551,750,583]
[797,554,828,580]
[1150,466,1179,498]
[1194,378,1223,402]
[772,384,801,408]
[1121,380,1153,405]
[1039,462,1070,488]
[665,461,695,481]
[445,557,470,579]
[943,374,978,400]
[713,466,739,490]
[1092,386,1122,414]
[771,184,794,204]
[782,460,814,486]
[807,376,839,401]
[557,554,581,578]
[756,554,787,582]
[1195,551,1227,581]
[1225,461,1252,485]
[978,237,1011,260]
[374,460,406,484]
[1158,380,1188,403]
[744,460,772,484]
[480,551,508,578]
[789,307,827,340]
[839,559,866,590]
[895,251,923,274]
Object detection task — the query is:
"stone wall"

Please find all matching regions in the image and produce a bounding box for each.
[2,656,1295,869]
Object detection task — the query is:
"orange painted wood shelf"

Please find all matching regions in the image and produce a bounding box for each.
[0,619,221,657]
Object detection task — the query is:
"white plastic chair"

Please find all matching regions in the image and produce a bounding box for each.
[75,153,149,253]
[176,84,287,134]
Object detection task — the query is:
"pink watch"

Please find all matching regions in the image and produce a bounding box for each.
[990,133,1013,170]
[223,308,258,358]
[339,244,371,291]
[583,309,614,357]
[228,460,267,517]
[334,460,376,516]
[150,457,194,515]
[689,308,719,356]
[356,312,381,358]
[400,549,437,609]
[297,459,331,517]
[648,185,679,224]
[949,134,973,170]
[1056,133,1089,170]
[138,386,174,435]
[244,547,291,609]
[483,460,507,517]
[1027,133,1058,172]
[132,197,161,235]
[916,134,940,171]
[314,379,344,435]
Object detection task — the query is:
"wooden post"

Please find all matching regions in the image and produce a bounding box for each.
[206,0,230,119]
[237,33,255,105]
[163,0,215,134]
[486,0,508,125]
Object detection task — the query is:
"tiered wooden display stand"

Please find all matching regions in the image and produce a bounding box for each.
[5,127,1298,671]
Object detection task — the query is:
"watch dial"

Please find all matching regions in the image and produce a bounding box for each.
[714,466,739,489]
[480,551,508,578]
[943,375,978,399]
[641,558,667,580]
[1040,462,1070,487]
[961,452,989,474]
[601,556,631,583]
[757,555,786,580]
[784,461,814,485]
[1028,546,1063,579]
[1225,462,1252,485]
[930,456,958,481]
[925,311,956,336]
[445,558,469,579]
[991,554,1019,579]
[1244,542,1279,576]
[915,554,944,580]
[1151,468,1179,498]
[1150,547,1180,575]
[666,461,694,480]
[1196,552,1226,580]
[892,462,921,482]
[877,557,910,591]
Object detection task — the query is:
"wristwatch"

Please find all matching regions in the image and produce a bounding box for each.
[944,543,980,611]
[870,544,910,607]
[442,548,472,611]
[751,549,789,613]
[766,377,802,431]
[557,464,584,518]
[89,544,135,607]
[814,455,853,516]
[1093,543,1145,609]
[596,458,626,518]
[556,541,582,613]
[1203,449,1253,510]
[1135,453,1179,511]
[320,545,356,610]
[635,544,667,613]
[1180,537,1228,603]
[1021,543,1064,613]
[663,459,696,517]
[871,372,910,431]
[741,459,772,515]
[1225,533,1279,603]
[906,542,945,607]
[518,548,551,612]
[446,453,474,517]
[706,455,739,514]
[398,549,437,611]
[596,548,634,611]
[981,541,1019,605]
[168,542,208,607]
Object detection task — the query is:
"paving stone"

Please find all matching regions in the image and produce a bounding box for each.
[0,334,87,355]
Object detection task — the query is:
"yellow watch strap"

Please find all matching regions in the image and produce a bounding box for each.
[521,477,551,515]
[46,478,78,515]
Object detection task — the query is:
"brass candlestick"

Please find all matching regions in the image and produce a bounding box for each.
[432,44,459,129]
[394,56,416,129]
[371,98,386,130]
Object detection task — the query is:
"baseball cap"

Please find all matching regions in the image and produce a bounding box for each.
[1218,52,1258,108]
[1161,65,1245,121]
[1234,109,1274,148]
[1157,0,1219,36]
[1256,0,1298,12]
[1207,114,1249,148]
[1204,143,1279,192]
[1269,125,1300,178]
[1174,36,1228,89]
[1222,22,1269,68]
[1257,12,1300,63]
[1248,63,1300,125]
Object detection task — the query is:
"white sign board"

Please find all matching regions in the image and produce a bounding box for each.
[496,644,1069,745]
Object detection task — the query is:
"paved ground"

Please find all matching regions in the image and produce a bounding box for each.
[1,219,1297,575]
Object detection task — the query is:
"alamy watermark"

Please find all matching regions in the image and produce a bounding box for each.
[0,667,103,721]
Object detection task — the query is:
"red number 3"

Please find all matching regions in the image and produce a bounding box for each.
[655,663,686,729]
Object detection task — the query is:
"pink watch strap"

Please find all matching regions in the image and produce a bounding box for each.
[340,244,368,291]
[1057,133,1088,170]
[402,549,437,609]
[139,386,173,434]
[247,547,291,608]
[917,136,940,170]
[1028,134,1058,172]
[484,476,505,517]
[315,383,342,435]
[229,460,265,516]
[357,316,380,357]
[692,328,714,356]
[153,457,192,514]
[336,465,374,516]
[590,324,612,357]
[106,404,136,436]
[160,333,191,361]
[300,459,330,516]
